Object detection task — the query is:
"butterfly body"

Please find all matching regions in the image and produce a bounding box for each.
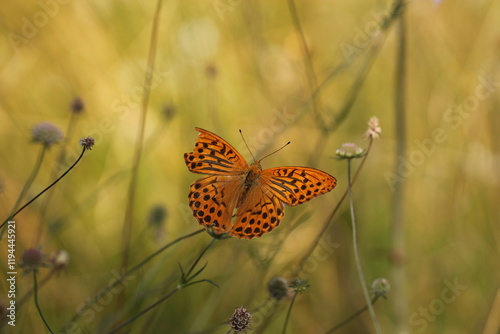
[184,127,337,239]
[242,162,261,191]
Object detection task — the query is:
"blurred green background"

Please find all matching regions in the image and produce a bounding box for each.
[0,0,499,333]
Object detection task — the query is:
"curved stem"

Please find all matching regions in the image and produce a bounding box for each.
[325,296,379,333]
[107,286,180,334]
[185,238,216,278]
[120,0,163,271]
[33,270,55,334]
[107,236,216,333]
[293,139,373,277]
[287,0,324,130]
[62,228,204,331]
[347,159,382,334]
[18,269,56,307]
[1,147,87,230]
[282,291,298,334]
[392,0,408,331]
[35,111,81,245]
[7,146,46,217]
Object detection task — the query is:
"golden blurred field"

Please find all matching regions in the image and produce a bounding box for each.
[0,0,499,333]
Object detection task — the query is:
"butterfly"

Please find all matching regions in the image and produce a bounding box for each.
[184,127,337,239]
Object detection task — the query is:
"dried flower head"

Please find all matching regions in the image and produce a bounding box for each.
[267,277,291,301]
[80,137,95,150]
[32,122,63,148]
[19,248,47,273]
[205,63,217,78]
[148,204,168,241]
[162,104,176,122]
[50,250,70,270]
[227,306,252,333]
[371,277,391,298]
[70,97,85,114]
[148,204,168,227]
[336,143,366,159]
[290,278,310,293]
[364,116,381,140]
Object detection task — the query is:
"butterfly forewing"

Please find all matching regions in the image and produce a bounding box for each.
[261,167,337,206]
[184,127,249,175]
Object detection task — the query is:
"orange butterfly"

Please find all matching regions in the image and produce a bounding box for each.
[184,127,337,239]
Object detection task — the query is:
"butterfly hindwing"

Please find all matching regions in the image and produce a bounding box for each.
[231,185,285,239]
[184,127,248,176]
[188,175,244,235]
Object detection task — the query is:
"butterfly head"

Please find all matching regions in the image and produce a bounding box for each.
[250,159,262,170]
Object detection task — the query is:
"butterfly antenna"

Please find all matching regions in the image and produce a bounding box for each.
[259,141,291,162]
[239,129,257,162]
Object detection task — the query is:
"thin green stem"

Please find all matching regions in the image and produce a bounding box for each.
[33,270,55,334]
[308,35,380,166]
[392,1,408,332]
[185,238,216,278]
[62,228,204,331]
[120,0,163,271]
[293,139,373,277]
[18,269,56,307]
[107,286,181,334]
[282,291,298,334]
[347,159,382,334]
[325,296,379,333]
[286,0,324,130]
[9,145,46,216]
[1,147,87,230]
[107,236,216,334]
[307,1,404,166]
[36,111,81,245]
